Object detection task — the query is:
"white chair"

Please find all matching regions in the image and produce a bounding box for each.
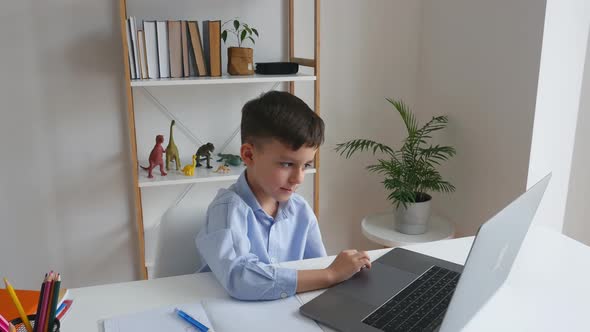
[151,205,206,278]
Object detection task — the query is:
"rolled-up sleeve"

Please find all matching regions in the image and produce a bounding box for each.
[196,198,298,300]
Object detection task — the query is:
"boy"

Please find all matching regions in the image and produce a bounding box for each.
[195,91,371,300]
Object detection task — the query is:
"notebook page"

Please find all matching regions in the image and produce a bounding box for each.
[103,302,214,332]
[201,296,323,332]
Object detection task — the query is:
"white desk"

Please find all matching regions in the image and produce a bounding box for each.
[61,226,590,332]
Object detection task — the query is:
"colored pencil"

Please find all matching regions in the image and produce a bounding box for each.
[43,274,55,332]
[3,278,33,332]
[47,274,60,332]
[8,324,16,332]
[56,300,72,320]
[0,313,9,332]
[55,301,65,317]
[32,274,47,332]
[36,274,51,332]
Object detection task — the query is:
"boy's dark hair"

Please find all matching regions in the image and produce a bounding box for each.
[241,91,325,150]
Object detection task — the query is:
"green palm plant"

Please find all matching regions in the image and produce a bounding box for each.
[335,98,456,208]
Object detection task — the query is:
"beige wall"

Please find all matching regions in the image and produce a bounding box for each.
[415,0,546,236]
[318,0,423,253]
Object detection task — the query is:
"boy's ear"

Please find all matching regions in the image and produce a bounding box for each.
[240,143,255,165]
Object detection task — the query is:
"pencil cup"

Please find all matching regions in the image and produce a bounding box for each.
[10,314,60,332]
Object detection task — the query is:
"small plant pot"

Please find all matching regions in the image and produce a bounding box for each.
[394,194,432,235]
[227,47,254,75]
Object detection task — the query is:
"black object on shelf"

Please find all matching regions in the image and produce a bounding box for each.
[255,62,299,75]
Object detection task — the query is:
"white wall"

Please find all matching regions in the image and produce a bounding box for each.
[0,1,137,288]
[415,0,546,236]
[563,31,590,246]
[527,0,590,231]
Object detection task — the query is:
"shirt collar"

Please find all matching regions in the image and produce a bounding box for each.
[235,171,264,212]
[235,171,295,221]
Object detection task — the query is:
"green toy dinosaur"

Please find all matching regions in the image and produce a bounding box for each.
[217,153,243,166]
[195,143,215,169]
[165,120,181,171]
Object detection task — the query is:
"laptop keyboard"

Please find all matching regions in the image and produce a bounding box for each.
[362,265,461,332]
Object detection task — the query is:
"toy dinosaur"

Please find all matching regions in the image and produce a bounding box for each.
[216,153,243,166]
[140,134,167,178]
[195,142,215,169]
[214,164,231,174]
[165,120,181,171]
[182,155,196,176]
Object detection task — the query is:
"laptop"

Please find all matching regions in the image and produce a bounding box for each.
[300,174,551,332]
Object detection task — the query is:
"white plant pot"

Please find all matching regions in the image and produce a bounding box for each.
[394,195,432,235]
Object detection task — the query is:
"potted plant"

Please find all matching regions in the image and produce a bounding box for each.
[335,98,456,235]
[221,18,259,75]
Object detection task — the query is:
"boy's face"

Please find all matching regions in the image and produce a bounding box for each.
[241,139,316,204]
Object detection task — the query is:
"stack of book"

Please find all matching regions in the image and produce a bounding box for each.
[126,17,222,80]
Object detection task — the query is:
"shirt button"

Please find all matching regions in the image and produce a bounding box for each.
[280,292,288,299]
[270,258,276,264]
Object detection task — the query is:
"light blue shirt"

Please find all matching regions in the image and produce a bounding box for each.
[195,171,327,300]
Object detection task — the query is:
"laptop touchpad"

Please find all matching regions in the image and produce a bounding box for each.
[332,262,417,307]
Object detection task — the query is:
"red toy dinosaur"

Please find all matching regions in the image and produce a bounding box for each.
[140,135,167,178]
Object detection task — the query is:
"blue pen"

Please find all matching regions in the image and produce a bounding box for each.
[175,308,209,332]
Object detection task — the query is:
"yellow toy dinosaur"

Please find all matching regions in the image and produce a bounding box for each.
[182,155,196,176]
[166,120,181,171]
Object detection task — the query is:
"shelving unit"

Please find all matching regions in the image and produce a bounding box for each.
[131,73,316,87]
[139,166,316,188]
[119,0,321,279]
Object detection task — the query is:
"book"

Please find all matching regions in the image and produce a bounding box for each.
[0,288,68,321]
[125,18,136,79]
[143,21,159,79]
[102,297,323,332]
[137,30,148,79]
[156,21,170,78]
[187,21,207,76]
[180,21,189,77]
[187,36,197,77]
[207,20,222,77]
[129,17,141,80]
[201,20,210,75]
[167,21,182,78]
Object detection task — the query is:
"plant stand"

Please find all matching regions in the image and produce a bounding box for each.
[361,212,455,248]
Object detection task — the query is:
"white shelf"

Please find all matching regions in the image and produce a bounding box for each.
[131,73,316,87]
[138,163,317,188]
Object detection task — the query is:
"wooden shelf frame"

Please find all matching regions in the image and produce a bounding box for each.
[289,0,321,217]
[119,0,321,280]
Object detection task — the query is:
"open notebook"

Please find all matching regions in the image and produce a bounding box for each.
[102,296,323,332]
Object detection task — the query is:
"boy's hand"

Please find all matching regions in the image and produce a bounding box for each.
[326,249,372,284]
